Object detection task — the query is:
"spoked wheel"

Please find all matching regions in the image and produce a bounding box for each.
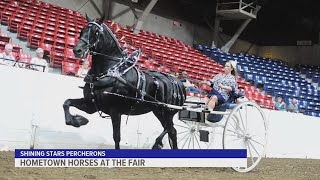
[223,101,267,172]
[170,120,214,149]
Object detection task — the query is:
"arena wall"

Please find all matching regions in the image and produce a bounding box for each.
[256,45,320,66]
[1,65,320,159]
[219,34,258,55]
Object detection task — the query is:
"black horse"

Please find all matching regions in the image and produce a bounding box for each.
[63,14,186,149]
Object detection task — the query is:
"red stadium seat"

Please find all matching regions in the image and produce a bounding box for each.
[39,43,53,55]
[19,53,32,62]
[64,48,80,64]
[53,38,66,54]
[8,16,23,32]
[0,10,14,25]
[50,51,64,67]
[0,33,11,43]
[61,61,79,76]
[11,43,21,53]
[65,37,76,49]
[28,34,42,49]
[42,33,55,45]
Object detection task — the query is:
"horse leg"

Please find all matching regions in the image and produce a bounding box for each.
[166,115,178,149]
[152,110,177,149]
[152,130,168,149]
[63,98,96,128]
[110,112,121,149]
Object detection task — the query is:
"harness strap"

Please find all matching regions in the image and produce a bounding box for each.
[144,71,159,101]
[116,76,159,102]
[156,72,178,102]
[166,74,179,104]
[140,72,146,100]
[87,75,110,119]
[176,81,185,104]
[93,49,142,81]
[135,67,141,98]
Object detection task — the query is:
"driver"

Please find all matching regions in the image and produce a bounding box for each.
[202,60,238,112]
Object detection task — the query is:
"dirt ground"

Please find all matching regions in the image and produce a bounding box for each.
[1,151,320,180]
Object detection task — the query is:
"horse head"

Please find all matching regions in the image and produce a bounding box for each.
[73,13,122,60]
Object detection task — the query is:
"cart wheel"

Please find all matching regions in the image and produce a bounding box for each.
[223,101,267,172]
[171,120,214,149]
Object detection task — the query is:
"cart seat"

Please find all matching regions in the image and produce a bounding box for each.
[207,91,244,123]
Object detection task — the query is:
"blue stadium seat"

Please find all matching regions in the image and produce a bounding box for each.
[299,95,306,101]
[274,79,280,83]
[245,74,254,82]
[299,105,306,113]
[306,96,313,101]
[306,106,313,112]
[300,68,307,74]
[308,102,316,109]
[306,72,313,79]
[310,112,317,117]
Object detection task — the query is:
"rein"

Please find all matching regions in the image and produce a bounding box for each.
[90,51,123,62]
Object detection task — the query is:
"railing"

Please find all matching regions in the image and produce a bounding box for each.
[0,57,47,72]
[217,0,258,14]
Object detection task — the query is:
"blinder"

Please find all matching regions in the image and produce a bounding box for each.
[79,21,104,54]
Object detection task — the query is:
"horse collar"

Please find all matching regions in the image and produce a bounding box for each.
[95,49,142,81]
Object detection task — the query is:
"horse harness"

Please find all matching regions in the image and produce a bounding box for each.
[84,49,162,117]
[82,21,182,117]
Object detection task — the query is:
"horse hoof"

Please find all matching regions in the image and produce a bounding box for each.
[66,115,89,128]
[74,115,89,126]
[152,144,163,149]
[65,119,81,128]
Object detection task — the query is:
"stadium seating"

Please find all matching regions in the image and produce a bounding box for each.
[0,0,279,108]
[61,61,79,76]
[108,26,275,108]
[196,45,320,116]
[1,0,86,68]
[298,64,320,84]
[0,29,22,59]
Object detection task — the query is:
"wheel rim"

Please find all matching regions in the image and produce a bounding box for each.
[223,101,267,172]
[174,120,213,149]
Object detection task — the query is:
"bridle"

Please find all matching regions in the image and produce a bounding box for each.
[79,21,124,61]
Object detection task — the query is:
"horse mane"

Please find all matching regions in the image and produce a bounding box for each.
[100,22,124,55]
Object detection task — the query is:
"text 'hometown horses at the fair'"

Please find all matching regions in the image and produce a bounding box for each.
[63,13,186,149]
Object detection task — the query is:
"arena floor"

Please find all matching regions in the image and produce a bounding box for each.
[1,151,320,180]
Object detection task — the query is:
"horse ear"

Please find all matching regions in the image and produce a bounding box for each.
[98,11,106,25]
[85,13,91,22]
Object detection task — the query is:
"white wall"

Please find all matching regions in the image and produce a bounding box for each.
[0,65,163,150]
[1,66,320,159]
